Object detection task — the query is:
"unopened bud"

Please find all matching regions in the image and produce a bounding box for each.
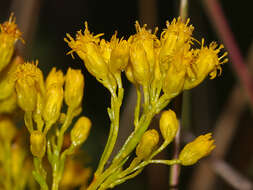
[43,85,63,125]
[16,78,37,112]
[71,116,91,146]
[159,110,179,143]
[110,38,129,73]
[30,130,46,158]
[179,133,215,166]
[136,129,159,160]
[65,68,84,108]
[45,67,64,90]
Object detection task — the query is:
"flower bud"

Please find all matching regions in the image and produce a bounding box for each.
[16,78,37,112]
[129,42,150,85]
[65,68,84,108]
[43,85,63,125]
[45,67,64,90]
[14,61,42,112]
[159,110,179,143]
[179,133,215,166]
[0,14,23,71]
[30,130,46,158]
[71,116,92,146]
[0,115,17,142]
[136,129,159,160]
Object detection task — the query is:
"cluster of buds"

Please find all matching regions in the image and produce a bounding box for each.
[65,18,228,100]
[13,61,90,158]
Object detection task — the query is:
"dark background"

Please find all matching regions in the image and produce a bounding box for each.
[1,0,253,189]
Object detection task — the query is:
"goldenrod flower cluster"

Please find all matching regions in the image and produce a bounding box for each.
[65,18,228,101]
[0,14,91,190]
[0,13,227,190]
[65,18,227,190]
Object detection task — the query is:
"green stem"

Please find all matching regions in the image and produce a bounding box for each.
[87,156,129,190]
[24,111,33,133]
[134,86,141,129]
[95,75,124,177]
[33,157,48,190]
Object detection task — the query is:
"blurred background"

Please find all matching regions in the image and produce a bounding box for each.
[1,0,253,189]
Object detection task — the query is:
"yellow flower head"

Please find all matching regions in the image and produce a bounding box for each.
[0,13,23,71]
[160,17,194,73]
[14,61,42,112]
[179,133,216,166]
[109,32,129,73]
[65,22,110,84]
[184,39,228,90]
[0,13,23,43]
[162,44,195,98]
[128,22,159,85]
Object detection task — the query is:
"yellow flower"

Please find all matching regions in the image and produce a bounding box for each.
[14,61,41,112]
[159,17,194,74]
[162,44,194,98]
[109,33,129,74]
[136,129,159,160]
[65,22,111,86]
[159,109,179,143]
[128,22,158,85]
[0,13,23,71]
[179,133,215,166]
[65,68,84,109]
[184,39,228,90]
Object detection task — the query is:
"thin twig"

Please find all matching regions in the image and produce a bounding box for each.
[203,0,253,107]
[169,0,188,189]
[212,159,253,190]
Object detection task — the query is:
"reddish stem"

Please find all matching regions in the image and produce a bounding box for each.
[204,0,253,106]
